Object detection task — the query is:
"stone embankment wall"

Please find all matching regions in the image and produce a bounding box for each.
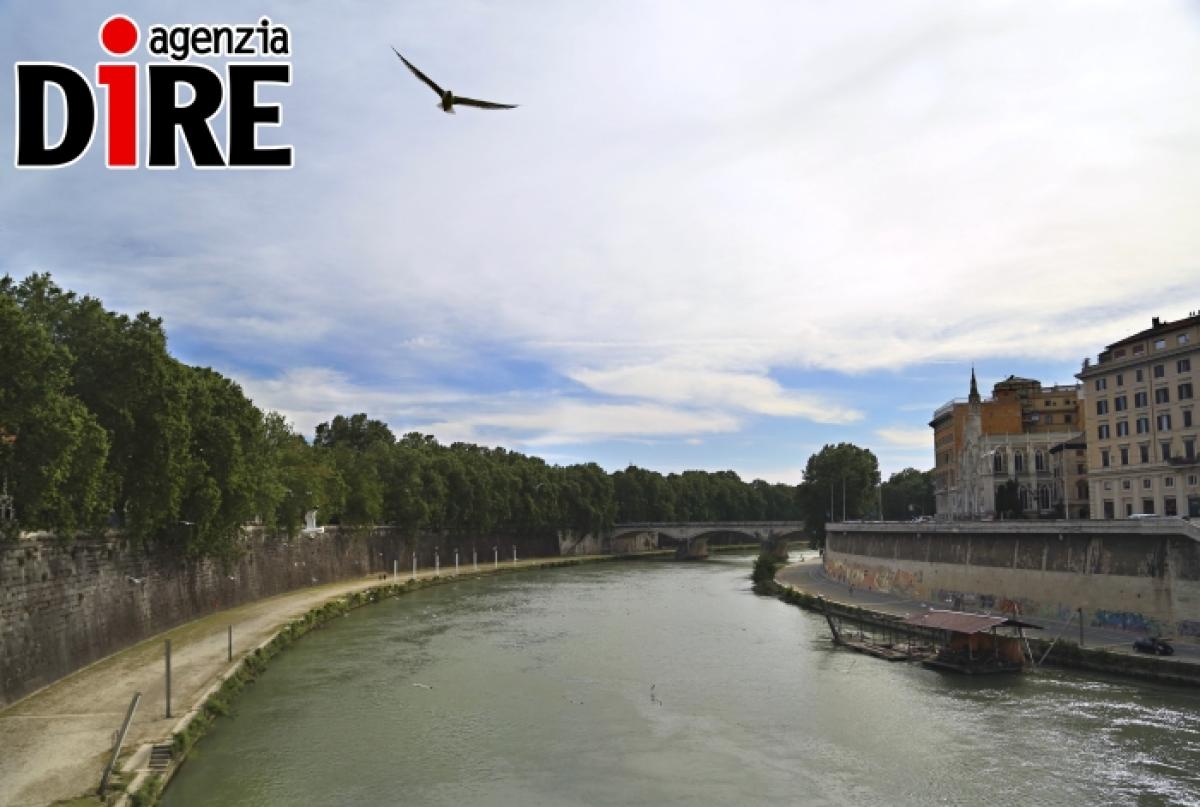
[825,521,1200,637]
[0,526,559,709]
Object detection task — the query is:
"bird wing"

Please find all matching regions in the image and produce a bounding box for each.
[452,96,519,110]
[391,47,443,97]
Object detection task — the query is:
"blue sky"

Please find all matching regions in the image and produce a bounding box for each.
[2,1,1199,481]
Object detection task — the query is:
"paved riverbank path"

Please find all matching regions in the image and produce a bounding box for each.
[0,557,597,807]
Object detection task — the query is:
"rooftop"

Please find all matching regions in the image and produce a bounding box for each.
[1105,313,1200,352]
[901,610,1042,634]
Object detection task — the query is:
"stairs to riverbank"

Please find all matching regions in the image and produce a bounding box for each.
[149,743,173,770]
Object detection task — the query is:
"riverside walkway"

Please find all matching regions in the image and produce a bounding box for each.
[0,556,602,807]
[776,555,1200,666]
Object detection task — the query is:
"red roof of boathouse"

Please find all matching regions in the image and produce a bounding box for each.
[901,610,1042,634]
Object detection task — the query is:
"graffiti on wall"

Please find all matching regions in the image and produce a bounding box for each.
[1091,609,1162,634]
[1178,620,1200,638]
[829,556,1174,634]
[827,559,925,599]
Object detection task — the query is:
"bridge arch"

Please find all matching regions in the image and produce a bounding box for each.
[602,521,809,559]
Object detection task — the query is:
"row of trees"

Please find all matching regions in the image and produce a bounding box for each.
[0,274,934,556]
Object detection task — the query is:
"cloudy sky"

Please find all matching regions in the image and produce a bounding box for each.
[2,1,1199,481]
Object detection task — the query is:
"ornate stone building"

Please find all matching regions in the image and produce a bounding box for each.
[931,371,1085,519]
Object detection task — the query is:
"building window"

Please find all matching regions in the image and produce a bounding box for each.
[1140,444,1150,463]
[1116,373,1124,387]
[993,453,1005,473]
[1155,387,1170,404]
[1064,413,1073,424]
[1035,450,1045,471]
[1180,334,1192,346]
[1134,344,1146,356]
[1143,498,1155,515]
[1166,476,1176,488]
[1165,496,1178,516]
[1136,416,1150,434]
[1115,395,1128,411]
[1162,440,1172,460]
[1039,486,1050,509]
[1095,378,1107,391]
[1077,480,1088,500]
[1155,338,1167,350]
[1117,421,1129,437]
[1098,424,1110,439]
[1104,481,1114,491]
[1014,451,1025,472]
[1179,358,1192,373]
[1179,383,1193,400]
[1120,447,1129,465]
[1188,474,1198,486]
[1154,364,1166,378]
[1126,501,1134,516]
[1020,487,1032,511]
[1184,410,1194,428]
[1101,450,1110,468]
[1185,438,1196,460]
[1122,479,1132,490]
[1143,477,1152,489]
[1135,391,1148,408]
[1103,500,1115,519]
[1158,414,1172,431]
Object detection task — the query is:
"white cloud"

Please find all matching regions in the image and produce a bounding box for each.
[569,363,862,424]
[238,367,467,439]
[429,401,739,447]
[4,0,1200,470]
[875,427,933,450]
[237,366,740,447]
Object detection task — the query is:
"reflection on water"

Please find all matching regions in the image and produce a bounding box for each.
[162,556,1200,807]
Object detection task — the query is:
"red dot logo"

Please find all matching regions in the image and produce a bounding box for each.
[99,15,139,56]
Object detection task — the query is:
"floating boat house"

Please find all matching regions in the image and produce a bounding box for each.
[901,610,1042,674]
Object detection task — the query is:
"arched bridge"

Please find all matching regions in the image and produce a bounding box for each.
[607,521,808,560]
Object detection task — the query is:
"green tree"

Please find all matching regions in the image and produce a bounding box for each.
[881,468,935,520]
[0,293,110,534]
[800,443,880,545]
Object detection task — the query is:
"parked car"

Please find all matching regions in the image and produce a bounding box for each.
[1132,636,1175,656]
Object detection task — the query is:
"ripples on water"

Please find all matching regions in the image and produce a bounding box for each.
[162,557,1200,807]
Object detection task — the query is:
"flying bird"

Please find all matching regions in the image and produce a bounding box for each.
[391,47,517,113]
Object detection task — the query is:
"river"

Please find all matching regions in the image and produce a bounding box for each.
[161,554,1200,806]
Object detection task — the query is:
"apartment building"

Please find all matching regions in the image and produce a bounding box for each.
[930,371,1084,519]
[1077,314,1200,518]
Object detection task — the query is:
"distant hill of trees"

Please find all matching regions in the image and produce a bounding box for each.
[0,274,933,556]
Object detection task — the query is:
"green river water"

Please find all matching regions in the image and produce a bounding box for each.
[161,554,1200,806]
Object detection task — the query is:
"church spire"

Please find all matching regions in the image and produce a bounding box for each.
[968,366,980,404]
